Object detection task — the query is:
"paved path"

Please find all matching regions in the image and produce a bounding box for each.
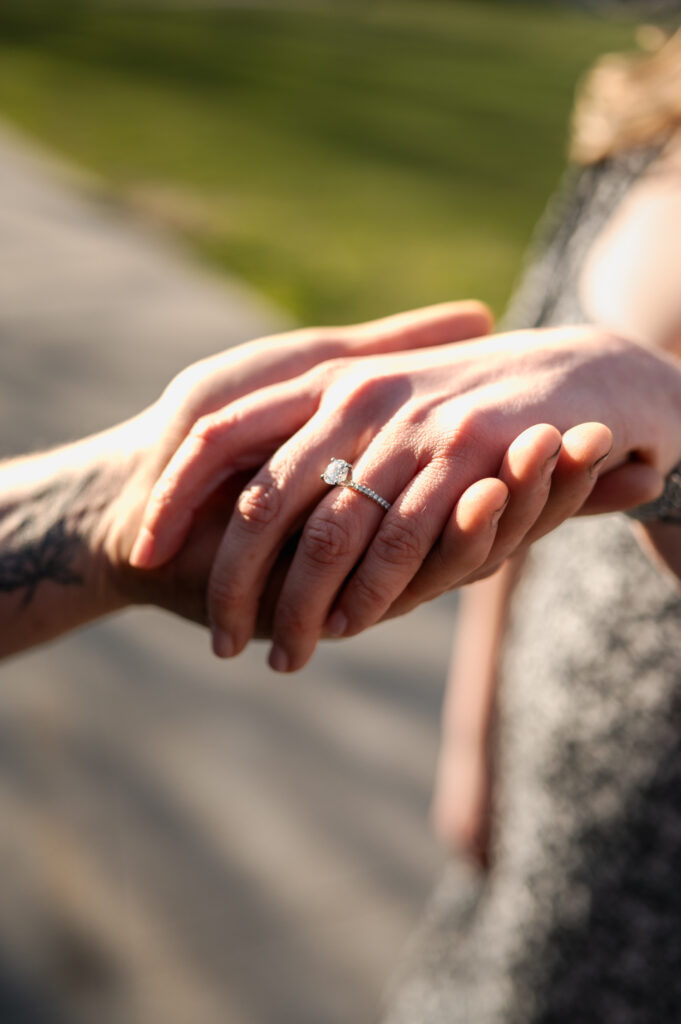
[0,122,453,1024]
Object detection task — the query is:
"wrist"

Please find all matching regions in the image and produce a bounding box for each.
[95,408,171,611]
[0,422,151,657]
[56,418,150,620]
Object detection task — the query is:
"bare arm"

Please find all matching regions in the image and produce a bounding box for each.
[432,556,523,865]
[0,425,138,657]
[132,322,681,672]
[0,302,495,660]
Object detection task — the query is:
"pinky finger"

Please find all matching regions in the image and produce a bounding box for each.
[579,460,664,515]
[455,421,615,588]
[383,476,509,622]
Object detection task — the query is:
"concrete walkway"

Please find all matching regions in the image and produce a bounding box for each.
[0,122,453,1024]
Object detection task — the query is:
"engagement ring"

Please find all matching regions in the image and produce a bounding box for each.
[321,458,391,511]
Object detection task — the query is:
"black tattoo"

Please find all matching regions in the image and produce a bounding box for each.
[0,517,83,606]
[0,470,98,607]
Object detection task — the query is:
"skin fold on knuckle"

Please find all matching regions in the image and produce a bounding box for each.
[311,354,352,383]
[236,479,282,530]
[373,515,425,569]
[169,413,234,484]
[189,411,233,449]
[323,370,404,425]
[437,405,490,452]
[296,356,343,395]
[301,508,354,567]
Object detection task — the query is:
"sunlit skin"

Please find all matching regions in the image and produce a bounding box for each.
[433,139,681,865]
[3,300,601,659]
[130,314,680,674]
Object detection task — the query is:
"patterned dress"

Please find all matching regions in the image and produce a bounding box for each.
[382,148,681,1024]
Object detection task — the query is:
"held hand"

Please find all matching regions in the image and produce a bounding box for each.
[129,320,680,670]
[105,301,492,622]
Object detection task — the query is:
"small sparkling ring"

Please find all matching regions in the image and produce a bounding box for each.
[321,458,391,511]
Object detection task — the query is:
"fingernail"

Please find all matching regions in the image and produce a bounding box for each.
[269,644,290,673]
[491,494,510,527]
[129,527,154,569]
[325,609,348,637]
[212,628,234,659]
[590,448,612,480]
[542,443,562,480]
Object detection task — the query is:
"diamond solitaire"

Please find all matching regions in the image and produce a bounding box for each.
[321,458,352,486]
[321,458,391,511]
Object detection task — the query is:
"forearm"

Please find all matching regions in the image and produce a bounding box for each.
[433,556,524,859]
[0,421,143,658]
[442,555,524,746]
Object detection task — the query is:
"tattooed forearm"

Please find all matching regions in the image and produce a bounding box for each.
[0,516,83,606]
[0,469,100,608]
[0,431,138,658]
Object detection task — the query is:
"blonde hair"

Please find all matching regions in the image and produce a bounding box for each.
[571,27,681,164]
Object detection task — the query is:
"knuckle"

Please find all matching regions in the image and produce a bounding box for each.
[236,479,281,529]
[301,508,354,566]
[373,516,424,567]
[189,412,226,448]
[304,357,346,390]
[436,408,490,462]
[323,367,395,415]
[351,372,400,407]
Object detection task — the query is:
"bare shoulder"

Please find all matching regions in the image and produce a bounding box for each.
[580,133,681,356]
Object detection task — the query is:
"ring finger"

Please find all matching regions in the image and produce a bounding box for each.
[267,439,423,672]
[208,410,371,658]
[269,440,502,671]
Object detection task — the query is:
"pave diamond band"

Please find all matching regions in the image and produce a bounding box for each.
[321,458,391,511]
[346,480,391,510]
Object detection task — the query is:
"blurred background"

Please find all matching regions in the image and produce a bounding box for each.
[0,2,639,1023]
[0,0,639,324]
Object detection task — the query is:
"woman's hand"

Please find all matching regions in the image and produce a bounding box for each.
[129,318,681,671]
[106,301,493,618]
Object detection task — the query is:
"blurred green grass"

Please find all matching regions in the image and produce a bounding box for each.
[0,2,636,323]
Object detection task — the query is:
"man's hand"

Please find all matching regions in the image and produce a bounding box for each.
[129,319,681,672]
[107,301,493,616]
[0,301,495,658]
